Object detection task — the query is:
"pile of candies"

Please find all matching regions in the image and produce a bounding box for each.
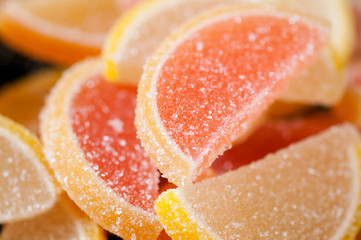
[0,0,361,239]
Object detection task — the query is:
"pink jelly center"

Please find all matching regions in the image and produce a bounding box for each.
[71,75,158,212]
[156,14,326,162]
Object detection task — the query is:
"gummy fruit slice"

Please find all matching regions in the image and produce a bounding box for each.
[0,114,57,223]
[136,5,329,185]
[40,59,162,239]
[0,0,121,65]
[156,124,361,239]
[0,194,105,240]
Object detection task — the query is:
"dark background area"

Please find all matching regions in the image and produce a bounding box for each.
[0,42,49,87]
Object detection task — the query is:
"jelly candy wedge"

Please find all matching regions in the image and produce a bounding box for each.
[136,5,329,185]
[40,59,162,239]
[0,114,57,223]
[0,69,61,135]
[103,0,350,106]
[0,0,121,65]
[156,124,361,239]
[212,111,342,174]
[0,194,106,240]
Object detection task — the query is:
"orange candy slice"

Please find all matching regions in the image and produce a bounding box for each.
[40,59,162,239]
[156,124,361,239]
[0,0,121,65]
[136,6,329,185]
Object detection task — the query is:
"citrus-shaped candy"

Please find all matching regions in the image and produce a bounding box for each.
[103,0,351,106]
[136,5,329,185]
[0,114,57,223]
[0,194,105,240]
[0,68,61,135]
[156,124,361,239]
[0,0,121,65]
[40,59,162,239]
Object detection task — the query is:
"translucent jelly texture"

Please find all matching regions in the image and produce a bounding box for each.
[157,125,360,239]
[0,128,55,223]
[70,75,159,212]
[212,112,342,174]
[156,14,327,168]
[0,199,80,240]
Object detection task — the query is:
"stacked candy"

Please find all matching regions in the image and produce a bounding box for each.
[0,0,360,239]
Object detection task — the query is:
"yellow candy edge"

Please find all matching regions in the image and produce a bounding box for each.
[155,189,216,240]
[0,114,60,191]
[154,140,361,240]
[102,0,167,82]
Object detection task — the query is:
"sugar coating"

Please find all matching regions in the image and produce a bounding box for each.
[0,200,79,240]
[171,125,360,239]
[112,0,237,83]
[0,197,96,240]
[70,75,159,213]
[111,0,282,84]
[41,59,163,239]
[0,128,56,223]
[155,13,327,164]
[279,48,346,105]
[211,112,342,174]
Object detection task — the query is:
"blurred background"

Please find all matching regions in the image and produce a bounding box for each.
[0,42,48,86]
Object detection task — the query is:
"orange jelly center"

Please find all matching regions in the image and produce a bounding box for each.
[156,14,326,161]
[71,75,158,212]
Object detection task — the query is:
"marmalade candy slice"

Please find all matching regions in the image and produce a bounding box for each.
[136,5,329,185]
[156,124,361,239]
[41,59,162,239]
[0,115,57,223]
